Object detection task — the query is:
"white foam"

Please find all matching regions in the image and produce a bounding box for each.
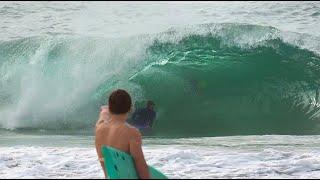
[1,135,320,179]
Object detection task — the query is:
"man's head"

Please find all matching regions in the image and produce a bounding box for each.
[146,100,155,110]
[108,89,132,115]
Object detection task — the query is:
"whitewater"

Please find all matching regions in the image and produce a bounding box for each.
[1,1,320,179]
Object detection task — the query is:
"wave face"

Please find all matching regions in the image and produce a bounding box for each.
[1,23,320,136]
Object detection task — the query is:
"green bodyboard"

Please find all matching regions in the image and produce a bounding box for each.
[102,146,168,179]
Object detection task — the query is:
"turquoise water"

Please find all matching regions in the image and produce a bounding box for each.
[1,24,320,136]
[0,1,320,178]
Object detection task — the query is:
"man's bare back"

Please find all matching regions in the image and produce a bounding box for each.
[95,103,150,179]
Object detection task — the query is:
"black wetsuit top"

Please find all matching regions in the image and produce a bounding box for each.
[130,108,156,128]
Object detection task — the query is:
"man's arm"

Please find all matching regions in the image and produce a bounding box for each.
[95,127,107,178]
[147,111,156,127]
[95,106,110,178]
[96,106,109,128]
[129,109,143,125]
[129,129,150,179]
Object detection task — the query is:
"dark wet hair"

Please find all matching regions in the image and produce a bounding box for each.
[108,89,132,114]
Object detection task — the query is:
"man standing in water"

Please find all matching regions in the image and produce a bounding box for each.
[95,89,150,179]
[129,101,156,129]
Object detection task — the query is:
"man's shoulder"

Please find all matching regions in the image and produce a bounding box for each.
[95,121,108,133]
[125,123,142,136]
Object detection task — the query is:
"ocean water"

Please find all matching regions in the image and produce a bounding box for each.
[1,1,320,179]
